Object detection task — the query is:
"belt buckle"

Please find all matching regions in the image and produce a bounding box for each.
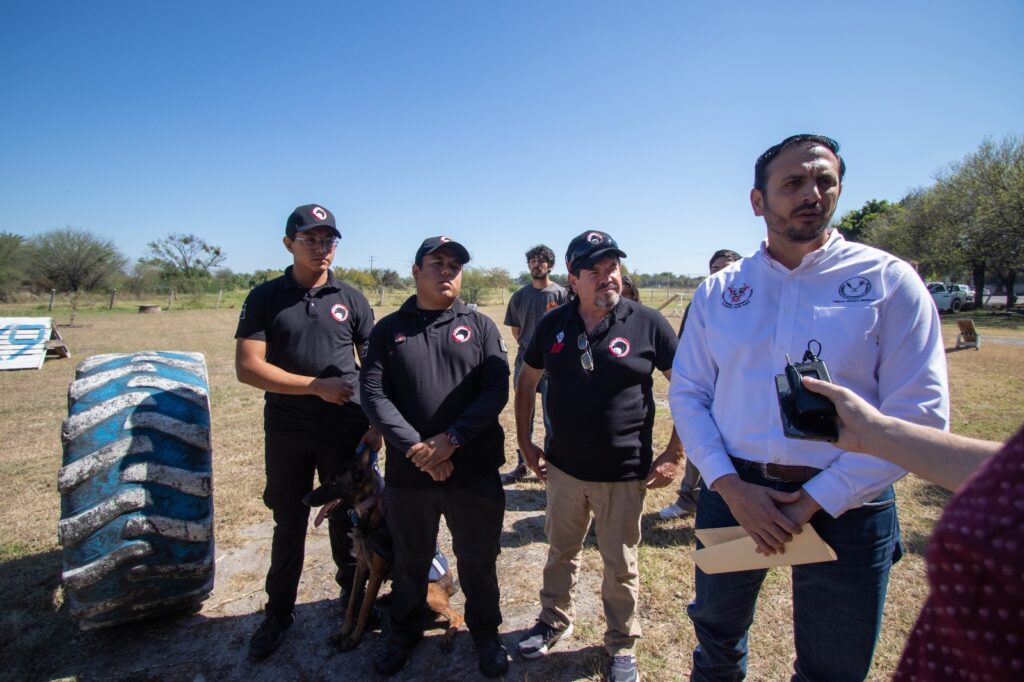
[759,461,781,481]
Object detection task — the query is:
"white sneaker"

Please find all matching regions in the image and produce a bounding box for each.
[659,502,694,520]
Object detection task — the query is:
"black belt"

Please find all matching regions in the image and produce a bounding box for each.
[730,456,821,483]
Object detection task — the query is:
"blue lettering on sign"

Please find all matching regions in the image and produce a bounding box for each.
[0,324,47,361]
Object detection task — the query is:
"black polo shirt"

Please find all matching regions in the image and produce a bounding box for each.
[524,298,677,481]
[235,267,374,433]
[360,296,509,488]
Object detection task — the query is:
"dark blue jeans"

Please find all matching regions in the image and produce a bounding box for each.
[688,466,902,682]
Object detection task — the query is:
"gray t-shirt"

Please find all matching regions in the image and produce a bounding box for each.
[504,282,568,353]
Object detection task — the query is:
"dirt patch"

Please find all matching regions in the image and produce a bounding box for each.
[36,481,610,682]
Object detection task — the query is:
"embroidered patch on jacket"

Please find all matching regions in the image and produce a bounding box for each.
[721,284,753,309]
[393,333,406,345]
[452,325,473,343]
[330,303,350,322]
[609,337,631,358]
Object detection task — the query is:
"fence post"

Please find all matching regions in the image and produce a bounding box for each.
[216,290,223,308]
[379,287,385,307]
[49,289,56,311]
[168,289,174,310]
[109,289,117,310]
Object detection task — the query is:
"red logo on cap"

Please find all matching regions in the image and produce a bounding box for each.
[439,236,451,243]
[586,232,603,244]
[311,206,328,221]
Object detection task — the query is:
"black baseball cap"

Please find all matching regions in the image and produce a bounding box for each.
[565,230,627,275]
[415,236,471,266]
[285,204,341,239]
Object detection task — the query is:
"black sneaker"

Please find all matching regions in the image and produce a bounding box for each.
[473,632,509,678]
[607,653,639,682]
[516,620,573,659]
[502,463,529,484]
[248,611,294,662]
[373,632,421,676]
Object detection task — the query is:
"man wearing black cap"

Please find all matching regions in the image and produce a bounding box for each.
[235,204,380,662]
[360,236,510,677]
[514,231,681,682]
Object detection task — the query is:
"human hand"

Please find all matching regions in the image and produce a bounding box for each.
[801,377,885,454]
[360,426,383,452]
[406,434,455,472]
[424,459,454,482]
[713,475,802,555]
[779,490,822,528]
[645,448,682,489]
[310,377,354,405]
[519,442,548,481]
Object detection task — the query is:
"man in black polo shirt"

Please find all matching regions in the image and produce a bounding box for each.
[360,236,510,678]
[235,204,380,662]
[514,230,681,682]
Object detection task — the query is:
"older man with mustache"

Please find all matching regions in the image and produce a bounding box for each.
[514,230,681,682]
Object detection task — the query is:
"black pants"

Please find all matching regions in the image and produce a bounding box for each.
[263,420,367,618]
[383,472,505,638]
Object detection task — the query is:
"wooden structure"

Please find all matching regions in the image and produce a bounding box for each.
[955,319,981,350]
[138,305,162,314]
[0,317,70,370]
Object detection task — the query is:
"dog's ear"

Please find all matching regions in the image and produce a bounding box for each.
[304,484,336,508]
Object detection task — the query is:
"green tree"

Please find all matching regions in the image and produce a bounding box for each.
[950,135,1024,305]
[29,227,127,292]
[459,267,489,304]
[835,199,895,243]
[0,232,29,300]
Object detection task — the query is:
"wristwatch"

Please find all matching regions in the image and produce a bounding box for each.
[446,430,462,449]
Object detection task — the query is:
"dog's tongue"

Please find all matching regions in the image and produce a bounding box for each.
[314,499,342,528]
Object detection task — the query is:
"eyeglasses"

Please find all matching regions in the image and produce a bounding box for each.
[577,333,594,373]
[292,236,338,252]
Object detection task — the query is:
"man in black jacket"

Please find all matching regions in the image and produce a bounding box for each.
[360,236,510,678]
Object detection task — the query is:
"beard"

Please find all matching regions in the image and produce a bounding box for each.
[763,198,832,244]
[530,269,547,280]
[595,289,620,309]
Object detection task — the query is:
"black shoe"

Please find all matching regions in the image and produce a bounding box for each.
[502,463,529,484]
[248,611,294,662]
[607,653,639,682]
[473,632,509,678]
[373,632,421,676]
[517,620,573,659]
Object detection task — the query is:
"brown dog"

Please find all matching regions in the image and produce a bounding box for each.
[304,445,465,652]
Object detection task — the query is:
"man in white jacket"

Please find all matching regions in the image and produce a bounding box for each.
[668,134,949,682]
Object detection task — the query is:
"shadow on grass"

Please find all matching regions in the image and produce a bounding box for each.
[911,481,952,508]
[503,486,547,512]
[641,513,697,549]
[900,528,935,558]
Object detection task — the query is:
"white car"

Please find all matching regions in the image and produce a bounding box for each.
[927,282,969,313]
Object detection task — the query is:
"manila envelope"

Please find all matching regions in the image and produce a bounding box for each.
[689,524,837,574]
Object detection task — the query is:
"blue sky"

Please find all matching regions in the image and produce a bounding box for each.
[2,1,1021,278]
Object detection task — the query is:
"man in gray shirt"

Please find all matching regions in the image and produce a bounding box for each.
[502,244,568,483]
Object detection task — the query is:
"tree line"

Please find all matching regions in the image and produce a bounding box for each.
[835,135,1023,306]
[4,136,1019,306]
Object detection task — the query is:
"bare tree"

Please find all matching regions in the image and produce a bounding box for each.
[30,227,126,292]
[145,233,226,278]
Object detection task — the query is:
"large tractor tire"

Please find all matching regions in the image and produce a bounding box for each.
[58,352,215,630]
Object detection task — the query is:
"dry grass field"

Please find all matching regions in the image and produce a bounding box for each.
[0,300,1021,681]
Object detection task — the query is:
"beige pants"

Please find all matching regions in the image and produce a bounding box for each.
[539,462,646,656]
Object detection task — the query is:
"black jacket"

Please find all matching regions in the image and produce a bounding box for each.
[360,297,509,487]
